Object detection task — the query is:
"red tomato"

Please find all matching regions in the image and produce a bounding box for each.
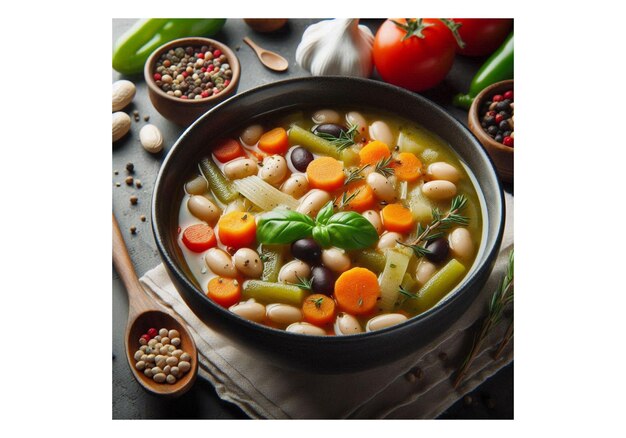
[373,18,457,92]
[453,18,513,57]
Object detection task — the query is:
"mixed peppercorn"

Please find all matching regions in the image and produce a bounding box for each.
[153,45,232,100]
[133,327,193,384]
[480,89,514,147]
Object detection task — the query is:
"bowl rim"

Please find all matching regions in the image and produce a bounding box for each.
[151,76,505,344]
[143,36,241,106]
[468,79,514,155]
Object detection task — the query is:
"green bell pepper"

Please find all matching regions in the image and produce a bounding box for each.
[453,33,514,109]
[112,19,226,75]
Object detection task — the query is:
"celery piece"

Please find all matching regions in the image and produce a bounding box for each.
[407,185,433,224]
[199,158,238,204]
[233,175,299,211]
[353,249,386,274]
[259,245,285,283]
[398,127,444,156]
[414,259,466,313]
[378,247,412,311]
[242,280,306,306]
[401,272,418,292]
[289,125,340,158]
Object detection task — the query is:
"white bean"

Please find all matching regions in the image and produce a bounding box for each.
[185,176,208,195]
[233,248,263,278]
[259,155,288,185]
[334,313,363,335]
[180,352,191,362]
[448,227,474,261]
[278,260,311,284]
[369,120,394,146]
[296,189,331,217]
[377,232,403,250]
[367,172,397,203]
[240,124,264,146]
[134,350,143,361]
[366,313,408,332]
[346,111,368,141]
[187,195,221,225]
[266,304,303,325]
[312,109,341,125]
[362,210,383,234]
[166,374,177,384]
[322,248,351,273]
[153,373,167,383]
[427,162,461,183]
[178,361,191,373]
[422,180,457,201]
[143,368,153,378]
[281,173,309,199]
[223,157,259,180]
[205,248,237,277]
[229,300,266,322]
[135,360,146,370]
[286,322,327,336]
[416,260,437,286]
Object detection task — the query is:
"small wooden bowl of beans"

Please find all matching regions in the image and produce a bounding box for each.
[144,37,241,127]
[468,79,514,184]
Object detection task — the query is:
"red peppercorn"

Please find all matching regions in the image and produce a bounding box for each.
[224,79,230,87]
[486,110,497,117]
[207,65,214,72]
[503,136,514,147]
[213,49,222,57]
[140,334,150,342]
[495,114,504,124]
[147,328,158,338]
[213,88,220,94]
[503,90,514,100]
[492,94,503,102]
[181,95,188,99]
[201,91,209,98]
[197,52,205,59]
[153,73,162,81]
[201,67,206,72]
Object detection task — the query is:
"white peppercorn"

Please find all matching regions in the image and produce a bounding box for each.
[153,373,167,383]
[168,329,180,339]
[159,328,168,337]
[178,361,191,373]
[135,361,146,371]
[171,338,181,347]
[166,374,177,384]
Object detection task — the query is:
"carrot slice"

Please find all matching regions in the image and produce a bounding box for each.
[306,157,345,191]
[393,152,423,182]
[334,267,380,315]
[381,203,415,234]
[338,182,376,212]
[182,223,217,253]
[213,138,246,163]
[258,127,289,154]
[302,294,336,326]
[207,277,242,308]
[217,211,256,248]
[359,140,391,166]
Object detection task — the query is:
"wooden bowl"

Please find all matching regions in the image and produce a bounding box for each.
[144,37,240,127]
[468,80,514,183]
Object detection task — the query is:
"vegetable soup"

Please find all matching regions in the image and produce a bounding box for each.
[177,108,482,335]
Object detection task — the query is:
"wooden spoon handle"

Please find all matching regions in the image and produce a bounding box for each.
[112,213,157,316]
[243,36,262,54]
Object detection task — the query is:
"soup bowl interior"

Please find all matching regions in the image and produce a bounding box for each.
[152,76,505,373]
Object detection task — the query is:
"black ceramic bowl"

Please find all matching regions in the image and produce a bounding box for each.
[152,77,504,374]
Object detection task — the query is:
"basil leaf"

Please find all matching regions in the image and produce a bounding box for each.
[323,211,379,250]
[256,209,315,244]
[316,201,334,225]
[312,223,332,248]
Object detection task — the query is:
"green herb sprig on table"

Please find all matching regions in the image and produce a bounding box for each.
[315,124,359,152]
[453,249,514,388]
[398,195,469,257]
[257,201,379,251]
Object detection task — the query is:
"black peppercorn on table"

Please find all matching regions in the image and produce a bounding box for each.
[112,18,513,419]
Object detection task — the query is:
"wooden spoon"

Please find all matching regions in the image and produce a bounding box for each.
[243,36,288,72]
[112,213,198,397]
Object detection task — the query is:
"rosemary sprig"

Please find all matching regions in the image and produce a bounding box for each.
[397,195,469,258]
[316,123,359,152]
[453,249,514,388]
[308,296,325,309]
[374,156,395,178]
[289,275,313,291]
[336,189,361,210]
[344,164,370,186]
[397,285,418,307]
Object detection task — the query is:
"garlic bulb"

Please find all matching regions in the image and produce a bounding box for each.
[296,19,374,78]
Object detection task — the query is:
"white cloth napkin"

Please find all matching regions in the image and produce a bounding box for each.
[140,193,513,419]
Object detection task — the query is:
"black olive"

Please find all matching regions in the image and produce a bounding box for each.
[291,238,322,265]
[498,120,510,131]
[290,147,314,172]
[311,266,335,295]
[314,123,347,138]
[425,238,449,263]
[483,115,495,126]
[487,125,498,136]
[494,134,503,143]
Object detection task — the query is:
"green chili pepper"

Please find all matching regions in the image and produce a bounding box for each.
[112,19,227,75]
[453,33,514,109]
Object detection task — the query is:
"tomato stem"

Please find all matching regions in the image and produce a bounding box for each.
[439,18,466,49]
[391,19,433,41]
